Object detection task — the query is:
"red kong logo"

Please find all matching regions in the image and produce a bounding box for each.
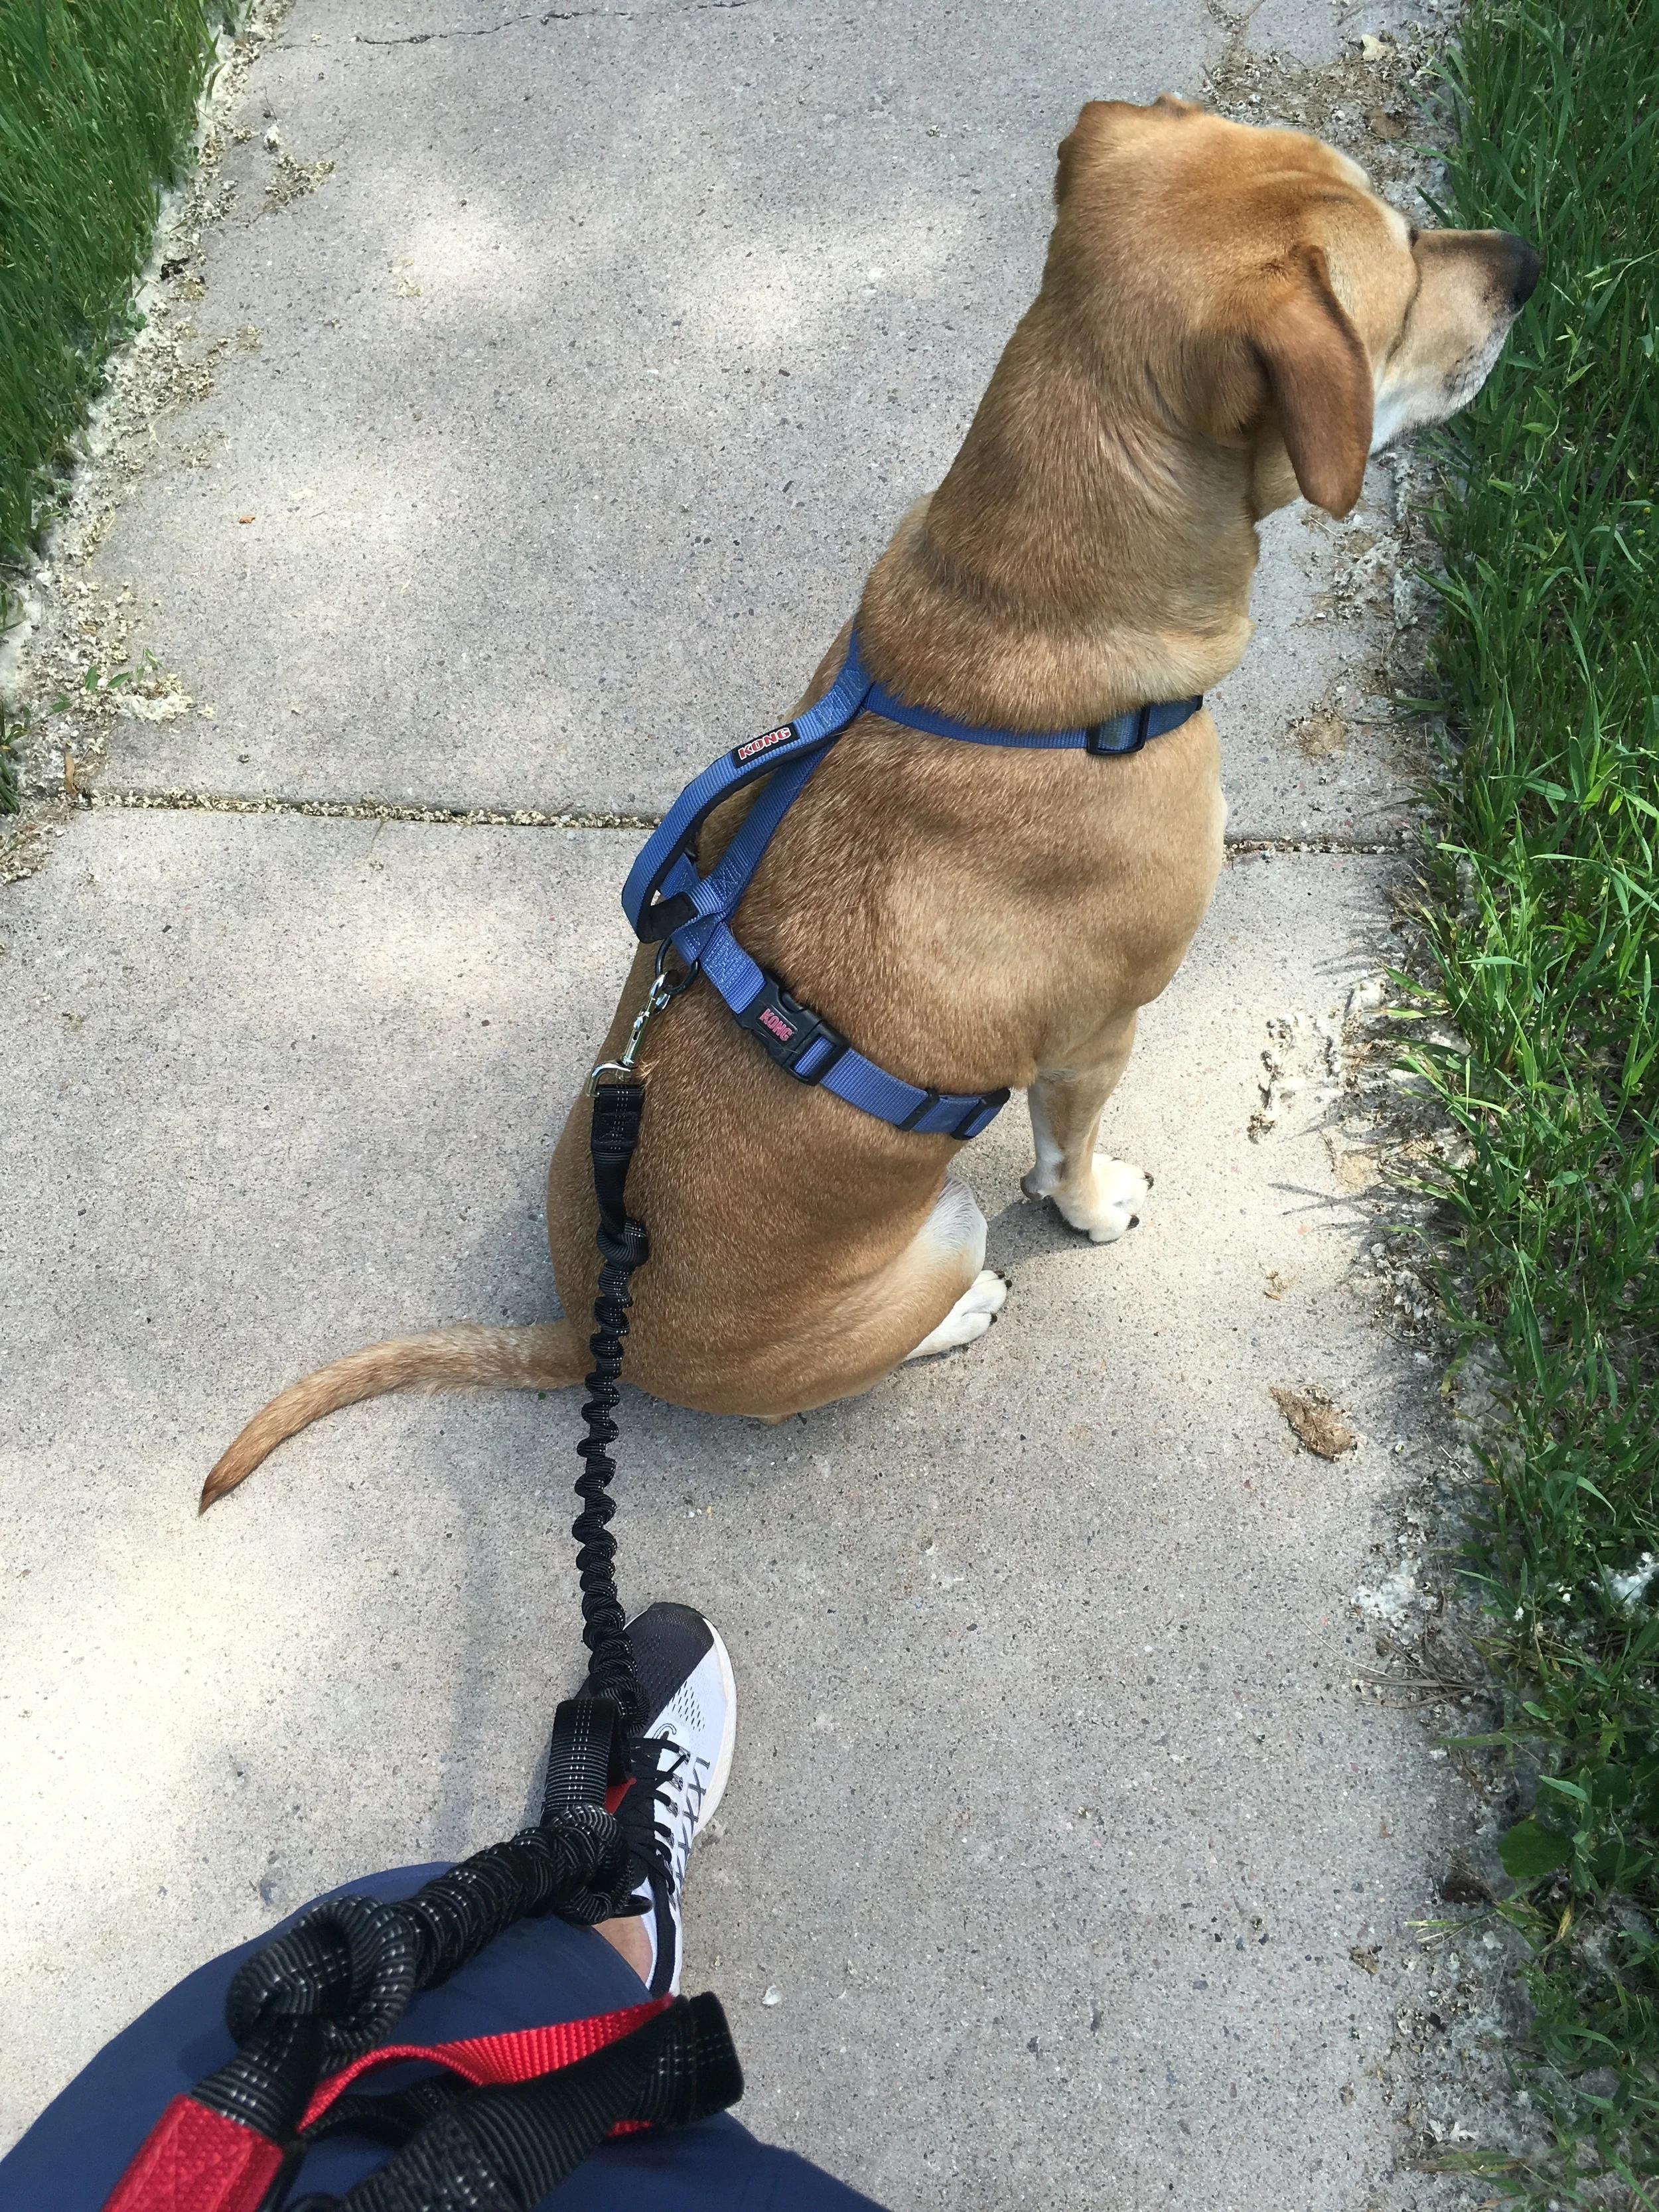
[733,723,797,766]
[756,1005,795,1043]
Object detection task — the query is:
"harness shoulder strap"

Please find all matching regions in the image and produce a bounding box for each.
[622,636,875,940]
[619,631,1203,1141]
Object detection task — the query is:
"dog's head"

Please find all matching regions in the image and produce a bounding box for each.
[1050,94,1539,516]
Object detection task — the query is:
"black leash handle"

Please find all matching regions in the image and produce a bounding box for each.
[287,1992,742,2211]
[207,1812,639,2095]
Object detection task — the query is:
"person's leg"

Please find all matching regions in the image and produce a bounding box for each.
[596,1899,653,1982]
[0,1606,887,2212]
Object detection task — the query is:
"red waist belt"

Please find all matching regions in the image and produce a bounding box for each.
[104,1996,670,2212]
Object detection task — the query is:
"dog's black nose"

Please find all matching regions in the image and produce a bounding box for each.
[1501,232,1542,308]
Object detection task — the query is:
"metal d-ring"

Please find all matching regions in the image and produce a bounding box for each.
[585,943,699,1095]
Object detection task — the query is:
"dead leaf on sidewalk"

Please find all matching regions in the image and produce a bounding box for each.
[1272,1386,1357,1459]
[1439,1856,1492,1905]
[1298,711,1346,757]
[1325,1134,1382,1191]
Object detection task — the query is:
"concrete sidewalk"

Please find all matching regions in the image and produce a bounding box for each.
[1,3,1457,2205]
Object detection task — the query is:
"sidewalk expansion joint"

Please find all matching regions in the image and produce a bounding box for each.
[78,789,1410,857]
[1226,833,1411,858]
[84,789,658,830]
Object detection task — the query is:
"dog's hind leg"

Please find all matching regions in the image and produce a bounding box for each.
[200,1319,585,1511]
[896,1175,1007,1361]
[904,1268,1009,1358]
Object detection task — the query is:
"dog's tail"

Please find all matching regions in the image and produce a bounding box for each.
[200,1320,587,1512]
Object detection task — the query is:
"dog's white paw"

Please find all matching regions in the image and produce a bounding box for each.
[904,1268,1009,1360]
[1024,1156,1150,1244]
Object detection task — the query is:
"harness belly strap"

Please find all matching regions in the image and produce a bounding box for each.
[620,631,1202,1140]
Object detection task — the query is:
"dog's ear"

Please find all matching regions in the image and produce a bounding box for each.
[1250,242,1373,515]
[1055,94,1200,206]
[1054,101,1114,206]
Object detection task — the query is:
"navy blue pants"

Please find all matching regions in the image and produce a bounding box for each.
[0,1865,884,2211]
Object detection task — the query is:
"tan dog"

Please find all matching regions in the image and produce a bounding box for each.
[203,96,1536,1505]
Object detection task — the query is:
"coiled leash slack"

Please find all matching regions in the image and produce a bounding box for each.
[100,961,716,2212]
[100,1823,740,2212]
[565,950,697,1753]
[100,638,1200,2210]
[101,959,716,2212]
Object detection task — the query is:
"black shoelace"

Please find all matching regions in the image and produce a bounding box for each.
[618,1733,690,1882]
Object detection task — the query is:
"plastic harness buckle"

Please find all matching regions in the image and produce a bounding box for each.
[952,1089,1011,1138]
[895,1088,946,1132]
[1085,701,1155,755]
[734,973,850,1082]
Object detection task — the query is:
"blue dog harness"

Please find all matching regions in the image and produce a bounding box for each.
[620,630,1202,1141]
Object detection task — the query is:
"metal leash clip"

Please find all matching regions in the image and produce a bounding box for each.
[585,943,697,1094]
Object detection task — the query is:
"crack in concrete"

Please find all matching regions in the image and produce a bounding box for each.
[353,0,757,45]
[354,8,539,35]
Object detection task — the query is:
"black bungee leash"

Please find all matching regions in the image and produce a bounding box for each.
[102,956,732,2212]
[559,945,699,1759]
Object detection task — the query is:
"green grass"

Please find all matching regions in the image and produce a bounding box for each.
[1407,0,1659,2195]
[0,0,224,806]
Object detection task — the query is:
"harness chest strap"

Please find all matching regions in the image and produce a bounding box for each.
[620,629,1202,1139]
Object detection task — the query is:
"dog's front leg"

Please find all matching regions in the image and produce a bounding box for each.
[1021,1018,1149,1244]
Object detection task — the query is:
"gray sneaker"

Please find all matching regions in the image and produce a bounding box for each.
[590,1603,737,1996]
